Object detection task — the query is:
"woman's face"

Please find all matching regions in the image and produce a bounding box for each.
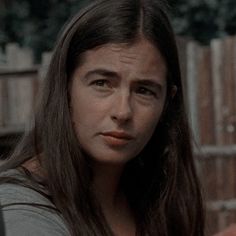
[70,38,167,165]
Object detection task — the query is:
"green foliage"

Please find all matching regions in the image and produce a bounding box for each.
[0,0,91,60]
[169,0,236,44]
[0,0,236,58]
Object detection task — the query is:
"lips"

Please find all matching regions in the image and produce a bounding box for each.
[102,131,133,139]
[101,131,134,146]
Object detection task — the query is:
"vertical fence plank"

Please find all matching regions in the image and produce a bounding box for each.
[222,37,236,144]
[0,43,38,129]
[5,43,19,68]
[197,46,215,145]
[0,79,3,126]
[211,39,224,145]
[186,40,200,144]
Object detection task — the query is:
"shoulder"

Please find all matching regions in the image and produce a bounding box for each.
[0,168,50,206]
[0,169,69,236]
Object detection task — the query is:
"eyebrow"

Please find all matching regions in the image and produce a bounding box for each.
[84,68,163,90]
[136,80,163,91]
[84,69,119,80]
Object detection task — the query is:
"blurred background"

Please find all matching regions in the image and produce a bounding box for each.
[1,0,236,59]
[0,0,236,235]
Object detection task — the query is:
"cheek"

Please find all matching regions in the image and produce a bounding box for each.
[137,108,163,140]
[70,93,107,131]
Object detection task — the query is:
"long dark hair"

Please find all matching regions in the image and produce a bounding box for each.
[0,0,205,235]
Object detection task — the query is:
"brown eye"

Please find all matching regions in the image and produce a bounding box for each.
[136,86,156,97]
[92,80,108,87]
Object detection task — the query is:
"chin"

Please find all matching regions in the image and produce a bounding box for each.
[89,151,136,166]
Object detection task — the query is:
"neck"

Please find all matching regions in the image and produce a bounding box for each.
[92,162,125,211]
[92,162,136,236]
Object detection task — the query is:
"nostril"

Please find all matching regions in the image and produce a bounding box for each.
[111,93,133,122]
[111,106,133,123]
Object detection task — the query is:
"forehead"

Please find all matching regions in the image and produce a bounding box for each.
[78,38,167,78]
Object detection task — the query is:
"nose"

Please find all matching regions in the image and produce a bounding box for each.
[111,92,133,123]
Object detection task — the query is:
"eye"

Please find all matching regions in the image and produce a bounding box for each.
[91,80,108,87]
[135,86,156,97]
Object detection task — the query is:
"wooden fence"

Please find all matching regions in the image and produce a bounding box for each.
[0,43,51,133]
[177,36,236,146]
[178,35,236,235]
[196,146,236,235]
[1,38,236,235]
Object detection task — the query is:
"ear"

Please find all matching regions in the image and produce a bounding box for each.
[171,85,177,98]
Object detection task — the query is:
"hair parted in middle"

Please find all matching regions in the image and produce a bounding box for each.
[0,0,205,235]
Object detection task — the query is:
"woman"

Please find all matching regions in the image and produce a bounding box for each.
[0,0,205,235]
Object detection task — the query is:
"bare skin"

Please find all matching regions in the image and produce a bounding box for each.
[24,37,177,236]
[92,163,136,235]
[70,37,169,235]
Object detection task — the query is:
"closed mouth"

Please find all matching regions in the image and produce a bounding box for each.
[101,131,134,140]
